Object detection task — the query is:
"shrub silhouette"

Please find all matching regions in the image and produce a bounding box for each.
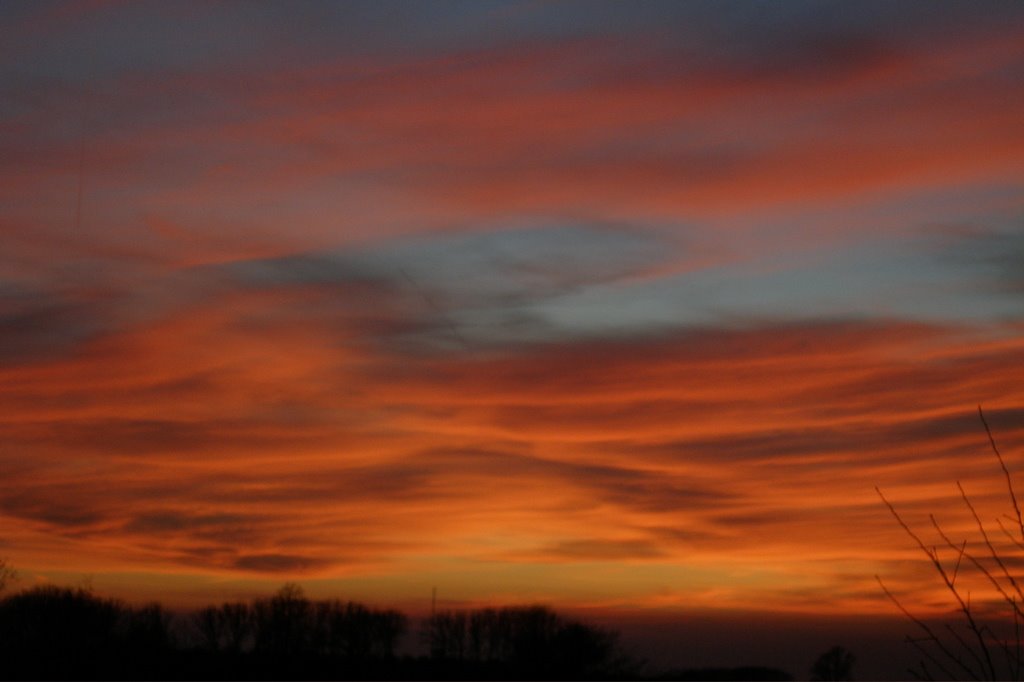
[810,645,855,681]
[0,585,125,678]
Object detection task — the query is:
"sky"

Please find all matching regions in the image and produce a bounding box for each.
[1,0,1024,674]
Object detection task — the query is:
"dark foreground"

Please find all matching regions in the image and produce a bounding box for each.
[0,584,794,680]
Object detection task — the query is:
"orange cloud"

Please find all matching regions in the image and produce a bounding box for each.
[2,7,1023,622]
[2,281,1022,615]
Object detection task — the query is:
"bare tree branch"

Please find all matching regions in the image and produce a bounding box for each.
[879,409,1024,680]
[980,405,1024,544]
[931,514,1024,623]
[877,575,983,681]
[879,488,998,679]
[958,481,1024,606]
[997,518,1024,553]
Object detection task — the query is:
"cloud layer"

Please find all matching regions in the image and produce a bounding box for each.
[1,0,1023,614]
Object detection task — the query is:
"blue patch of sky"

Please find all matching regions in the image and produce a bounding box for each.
[362,190,1023,343]
[526,237,1022,341]
[357,221,672,303]
[220,221,675,346]
[221,192,1023,348]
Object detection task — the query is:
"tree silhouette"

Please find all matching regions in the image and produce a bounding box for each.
[253,582,314,658]
[221,600,255,653]
[810,645,855,681]
[193,600,254,653]
[371,607,407,659]
[124,602,172,650]
[423,604,627,678]
[0,581,779,679]
[0,558,14,593]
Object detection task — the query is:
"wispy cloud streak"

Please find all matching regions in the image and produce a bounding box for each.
[0,0,1022,614]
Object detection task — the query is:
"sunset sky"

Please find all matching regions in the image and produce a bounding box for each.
[2,1,1024,668]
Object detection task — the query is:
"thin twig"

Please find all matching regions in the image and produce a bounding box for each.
[947,533,967,585]
[908,658,932,681]
[1015,598,1021,681]
[879,410,1024,680]
[879,488,997,679]
[979,405,1024,544]
[931,514,1024,622]
[980,623,1015,680]
[997,518,1024,553]
[906,635,959,681]
[959,481,1024,606]
[878,575,982,680]
[946,622,992,677]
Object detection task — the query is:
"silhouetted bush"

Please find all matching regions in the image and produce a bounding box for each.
[0,585,126,679]
[810,645,855,681]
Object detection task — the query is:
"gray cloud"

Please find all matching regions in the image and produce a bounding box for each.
[974,229,1024,294]
[934,225,1024,306]
[206,222,675,351]
[0,287,108,363]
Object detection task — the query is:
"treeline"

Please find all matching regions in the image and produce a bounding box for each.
[0,583,636,680]
[424,604,629,678]
[192,584,406,661]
